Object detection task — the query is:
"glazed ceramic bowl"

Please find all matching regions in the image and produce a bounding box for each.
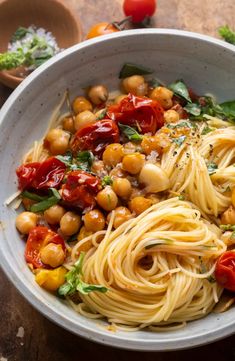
[0,29,235,351]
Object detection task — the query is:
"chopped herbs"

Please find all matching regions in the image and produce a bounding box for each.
[11,26,30,42]
[201,125,213,135]
[207,162,218,175]
[77,151,95,172]
[30,188,61,212]
[58,252,108,296]
[219,25,235,45]
[56,152,73,167]
[168,80,192,103]
[119,123,143,142]
[178,195,185,200]
[220,224,235,231]
[102,176,113,187]
[172,135,186,146]
[96,109,107,120]
[119,63,153,79]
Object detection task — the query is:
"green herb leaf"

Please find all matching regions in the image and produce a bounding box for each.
[219,25,235,45]
[201,125,213,135]
[219,101,235,119]
[11,26,29,42]
[148,78,163,88]
[21,191,47,202]
[207,162,218,175]
[168,80,192,103]
[178,195,185,200]
[119,63,153,79]
[0,50,25,70]
[30,191,61,213]
[184,102,201,116]
[96,109,107,120]
[231,231,235,239]
[220,224,235,231]
[58,252,108,296]
[101,176,113,187]
[172,135,186,146]
[50,188,61,200]
[119,123,143,142]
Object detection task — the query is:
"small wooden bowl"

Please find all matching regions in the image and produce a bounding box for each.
[0,0,82,88]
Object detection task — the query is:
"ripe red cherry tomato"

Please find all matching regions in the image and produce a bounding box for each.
[123,0,156,23]
[16,157,66,191]
[70,119,120,156]
[25,226,66,269]
[107,94,164,134]
[215,251,235,291]
[61,170,101,210]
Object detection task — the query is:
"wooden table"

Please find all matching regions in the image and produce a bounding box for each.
[1,0,235,360]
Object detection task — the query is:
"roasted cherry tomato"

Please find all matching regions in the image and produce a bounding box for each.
[123,0,156,23]
[25,226,66,269]
[215,251,235,291]
[86,22,119,39]
[16,162,40,190]
[61,170,101,210]
[71,119,120,156]
[107,94,164,134]
[16,157,66,191]
[171,103,188,120]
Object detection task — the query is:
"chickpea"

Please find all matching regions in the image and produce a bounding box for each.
[40,243,65,268]
[114,94,127,104]
[15,212,38,234]
[83,209,105,232]
[139,163,170,193]
[74,110,96,131]
[96,186,118,211]
[146,194,160,204]
[62,116,75,133]
[60,211,81,236]
[88,85,108,105]
[107,207,132,229]
[122,153,145,175]
[72,96,92,114]
[129,197,152,215]
[150,86,173,109]
[112,178,132,198]
[221,206,235,225]
[141,133,171,155]
[122,75,148,96]
[44,205,66,225]
[103,143,124,166]
[44,128,70,155]
[232,188,235,208]
[164,109,180,123]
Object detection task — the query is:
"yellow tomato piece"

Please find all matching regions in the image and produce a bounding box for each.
[35,266,67,292]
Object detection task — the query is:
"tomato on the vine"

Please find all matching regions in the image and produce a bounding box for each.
[107,93,164,134]
[86,22,119,39]
[215,251,235,291]
[123,0,156,23]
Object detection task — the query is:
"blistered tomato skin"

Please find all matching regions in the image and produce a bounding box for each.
[61,170,101,210]
[70,119,120,157]
[215,251,235,291]
[107,93,164,134]
[123,0,156,23]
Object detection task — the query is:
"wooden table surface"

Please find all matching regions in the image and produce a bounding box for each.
[1,0,235,360]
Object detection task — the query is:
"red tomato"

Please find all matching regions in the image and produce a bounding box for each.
[123,0,156,23]
[25,226,66,269]
[70,119,120,156]
[171,103,188,119]
[107,94,164,134]
[61,170,101,210]
[16,157,66,191]
[215,251,235,291]
[16,162,40,190]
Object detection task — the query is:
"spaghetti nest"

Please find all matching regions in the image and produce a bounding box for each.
[70,198,226,330]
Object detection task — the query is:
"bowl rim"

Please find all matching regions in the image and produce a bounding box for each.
[1,28,235,351]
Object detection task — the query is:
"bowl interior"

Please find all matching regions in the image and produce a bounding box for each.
[0,30,235,351]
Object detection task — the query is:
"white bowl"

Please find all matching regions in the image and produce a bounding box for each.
[0,29,235,351]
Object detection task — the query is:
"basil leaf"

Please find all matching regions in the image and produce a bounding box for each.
[102,176,113,187]
[11,27,29,42]
[30,195,60,212]
[56,152,73,167]
[58,283,73,296]
[184,103,201,116]
[220,224,235,231]
[148,78,163,88]
[76,280,108,295]
[96,109,107,120]
[119,123,143,142]
[172,135,186,146]
[119,63,153,79]
[207,162,218,175]
[201,125,213,135]
[168,80,192,103]
[77,151,94,165]
[49,188,61,200]
[219,100,235,118]
[21,191,47,202]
